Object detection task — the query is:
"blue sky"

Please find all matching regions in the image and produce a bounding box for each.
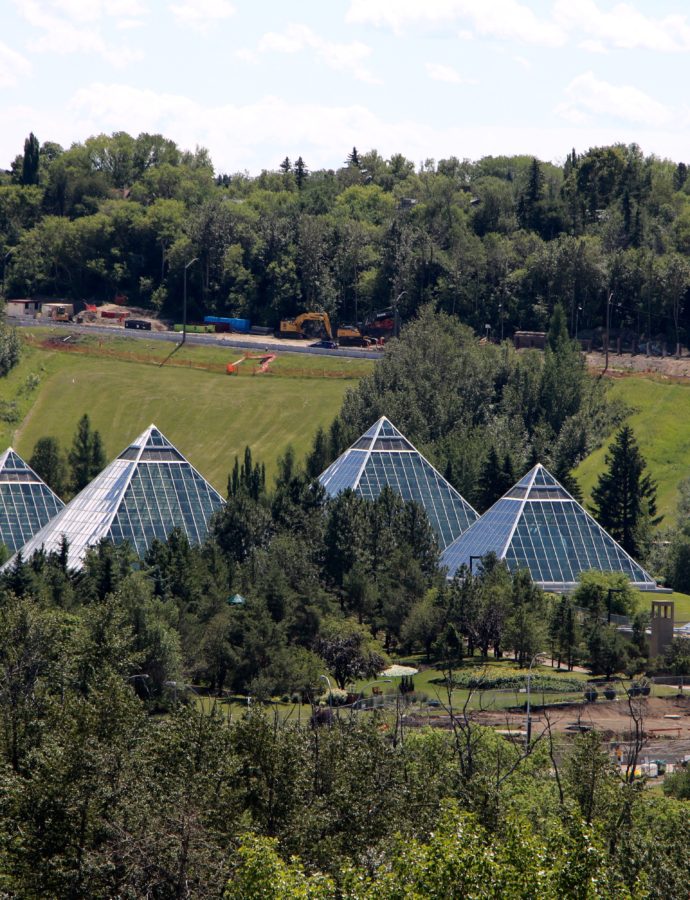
[2,0,690,174]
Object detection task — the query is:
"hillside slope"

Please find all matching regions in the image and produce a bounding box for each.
[576,376,690,525]
[0,334,367,491]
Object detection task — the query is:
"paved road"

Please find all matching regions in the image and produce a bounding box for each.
[12,319,382,361]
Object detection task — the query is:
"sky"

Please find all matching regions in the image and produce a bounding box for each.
[2,0,690,175]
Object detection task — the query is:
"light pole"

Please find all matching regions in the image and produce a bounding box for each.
[392,290,406,338]
[469,555,483,575]
[525,653,541,746]
[606,587,624,625]
[182,257,198,345]
[604,291,613,373]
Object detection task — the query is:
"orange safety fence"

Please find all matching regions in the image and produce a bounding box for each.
[25,334,361,379]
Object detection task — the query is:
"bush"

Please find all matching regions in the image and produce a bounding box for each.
[442,668,583,693]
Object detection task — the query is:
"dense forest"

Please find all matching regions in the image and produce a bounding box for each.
[4,135,690,897]
[2,133,690,347]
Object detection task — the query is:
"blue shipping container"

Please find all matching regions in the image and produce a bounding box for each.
[203,316,251,333]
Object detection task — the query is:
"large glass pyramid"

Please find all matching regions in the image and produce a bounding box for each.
[0,448,64,553]
[11,425,224,569]
[441,464,657,591]
[319,416,478,549]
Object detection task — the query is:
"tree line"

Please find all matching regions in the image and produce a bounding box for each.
[3,133,690,347]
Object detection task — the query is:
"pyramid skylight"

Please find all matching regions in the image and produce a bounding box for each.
[441,464,657,591]
[0,448,64,553]
[11,425,224,569]
[319,416,478,549]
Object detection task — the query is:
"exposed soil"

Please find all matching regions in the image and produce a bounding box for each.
[587,350,690,379]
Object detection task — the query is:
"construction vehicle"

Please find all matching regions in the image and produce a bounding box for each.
[336,323,375,347]
[278,312,334,340]
[41,302,74,322]
[363,307,396,340]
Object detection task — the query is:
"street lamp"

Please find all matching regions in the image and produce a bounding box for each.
[182,257,198,345]
[606,587,625,625]
[525,653,541,746]
[469,555,483,575]
[604,291,614,373]
[392,290,406,339]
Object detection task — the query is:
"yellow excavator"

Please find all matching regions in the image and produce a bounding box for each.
[278,312,334,340]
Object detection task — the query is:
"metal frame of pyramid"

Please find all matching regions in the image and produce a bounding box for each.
[441,463,658,591]
[8,425,224,570]
[319,416,478,550]
[0,447,65,553]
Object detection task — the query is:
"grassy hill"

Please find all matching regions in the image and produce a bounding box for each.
[576,376,690,525]
[1,330,374,491]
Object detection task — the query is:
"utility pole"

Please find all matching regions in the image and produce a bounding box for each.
[182,257,198,345]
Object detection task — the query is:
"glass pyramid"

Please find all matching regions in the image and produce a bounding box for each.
[441,464,657,591]
[0,448,64,553]
[11,425,224,569]
[319,416,478,549]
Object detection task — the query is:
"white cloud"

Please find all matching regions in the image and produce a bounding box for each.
[13,0,145,65]
[0,42,32,89]
[3,82,690,175]
[554,0,690,52]
[346,0,565,46]
[169,0,235,32]
[251,24,380,84]
[555,71,673,127]
[513,55,531,69]
[425,63,477,84]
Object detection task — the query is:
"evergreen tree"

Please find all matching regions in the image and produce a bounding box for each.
[477,448,514,512]
[68,414,106,493]
[294,156,308,190]
[346,147,361,168]
[29,436,68,497]
[279,157,292,176]
[305,426,330,479]
[591,425,661,557]
[540,303,586,432]
[21,132,40,186]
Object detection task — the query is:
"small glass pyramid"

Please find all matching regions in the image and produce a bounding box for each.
[319,416,478,550]
[11,425,224,569]
[441,464,657,591]
[0,448,64,553]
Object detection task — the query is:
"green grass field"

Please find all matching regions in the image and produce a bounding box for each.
[0,330,373,490]
[576,377,690,524]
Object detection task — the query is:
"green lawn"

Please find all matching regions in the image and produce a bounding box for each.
[666,591,690,624]
[3,334,364,490]
[576,377,690,524]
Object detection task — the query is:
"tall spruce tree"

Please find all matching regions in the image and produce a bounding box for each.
[29,436,68,498]
[68,414,106,493]
[591,425,661,557]
[21,133,40,186]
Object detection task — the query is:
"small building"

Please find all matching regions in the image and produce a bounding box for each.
[514,331,547,350]
[6,298,41,318]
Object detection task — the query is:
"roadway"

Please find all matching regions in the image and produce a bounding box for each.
[11,319,383,361]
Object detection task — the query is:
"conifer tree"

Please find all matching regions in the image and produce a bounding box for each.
[29,436,68,498]
[591,425,661,557]
[68,414,106,493]
[21,132,40,186]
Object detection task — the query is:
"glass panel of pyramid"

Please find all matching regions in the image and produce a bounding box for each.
[441,464,657,591]
[319,416,478,550]
[10,425,224,569]
[0,448,64,553]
